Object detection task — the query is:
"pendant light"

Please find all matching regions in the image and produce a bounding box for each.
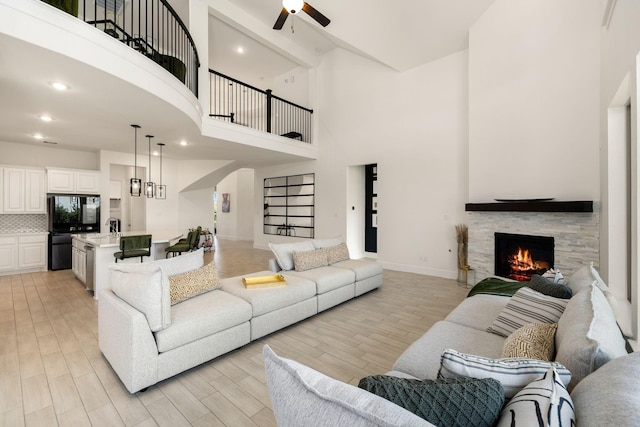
[156,142,166,199]
[130,124,142,197]
[145,134,155,198]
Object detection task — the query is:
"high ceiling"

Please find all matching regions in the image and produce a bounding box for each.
[0,0,496,164]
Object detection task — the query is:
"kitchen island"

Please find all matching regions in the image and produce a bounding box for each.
[72,230,183,299]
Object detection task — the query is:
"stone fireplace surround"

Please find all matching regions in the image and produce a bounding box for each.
[466,203,599,283]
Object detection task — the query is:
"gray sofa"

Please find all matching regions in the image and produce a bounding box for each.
[264,264,639,427]
[99,243,382,393]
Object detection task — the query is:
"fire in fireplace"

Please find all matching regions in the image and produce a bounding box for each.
[495,232,554,281]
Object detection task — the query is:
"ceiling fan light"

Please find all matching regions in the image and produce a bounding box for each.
[283,0,304,14]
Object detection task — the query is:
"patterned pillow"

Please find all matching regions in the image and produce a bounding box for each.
[326,243,350,264]
[487,287,568,338]
[501,323,557,361]
[438,349,571,399]
[358,375,504,427]
[527,274,572,299]
[169,262,221,305]
[292,248,328,272]
[496,368,575,427]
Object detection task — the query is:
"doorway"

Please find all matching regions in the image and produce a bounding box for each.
[365,164,377,253]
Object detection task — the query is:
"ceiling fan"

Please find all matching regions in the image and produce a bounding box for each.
[273,0,331,30]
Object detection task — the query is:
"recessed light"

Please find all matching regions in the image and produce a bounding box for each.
[180,140,188,146]
[236,46,244,54]
[39,114,53,122]
[50,81,69,91]
[152,151,159,156]
[33,133,44,140]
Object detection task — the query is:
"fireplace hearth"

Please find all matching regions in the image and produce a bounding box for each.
[495,232,554,281]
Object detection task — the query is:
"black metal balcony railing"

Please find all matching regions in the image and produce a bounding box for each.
[209,69,313,143]
[42,0,200,97]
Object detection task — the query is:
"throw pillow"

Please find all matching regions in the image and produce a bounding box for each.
[269,241,316,271]
[566,263,597,294]
[487,287,568,338]
[555,284,628,390]
[358,375,504,427]
[496,368,575,427]
[292,248,328,272]
[110,265,170,332]
[326,243,350,264]
[438,349,571,399]
[570,352,640,426]
[589,263,620,317]
[169,262,221,305]
[527,274,572,299]
[311,236,343,249]
[262,345,432,427]
[500,323,557,361]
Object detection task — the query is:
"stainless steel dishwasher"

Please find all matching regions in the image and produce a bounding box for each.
[85,244,95,292]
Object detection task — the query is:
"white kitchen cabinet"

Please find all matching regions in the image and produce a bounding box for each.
[72,238,86,284]
[3,167,46,214]
[47,169,75,193]
[47,168,101,194]
[0,236,17,272]
[76,171,100,194]
[25,169,46,213]
[18,235,46,269]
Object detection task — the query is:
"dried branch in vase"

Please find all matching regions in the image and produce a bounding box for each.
[455,224,468,270]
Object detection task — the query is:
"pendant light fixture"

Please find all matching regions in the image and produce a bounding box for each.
[130,124,142,197]
[145,134,155,198]
[156,142,166,199]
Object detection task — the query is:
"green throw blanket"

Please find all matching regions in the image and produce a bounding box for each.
[467,277,528,298]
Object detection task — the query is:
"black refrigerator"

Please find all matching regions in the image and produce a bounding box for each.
[47,194,101,270]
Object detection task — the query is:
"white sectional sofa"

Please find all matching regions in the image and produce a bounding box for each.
[99,241,382,393]
[263,264,639,427]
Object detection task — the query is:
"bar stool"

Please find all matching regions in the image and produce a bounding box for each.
[114,234,152,263]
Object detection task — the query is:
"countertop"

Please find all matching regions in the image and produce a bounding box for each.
[0,231,49,237]
[72,231,183,248]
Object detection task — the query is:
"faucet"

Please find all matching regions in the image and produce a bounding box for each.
[105,217,119,234]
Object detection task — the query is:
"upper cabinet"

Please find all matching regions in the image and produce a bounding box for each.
[47,168,101,194]
[2,167,46,214]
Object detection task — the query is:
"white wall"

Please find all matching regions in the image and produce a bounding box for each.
[179,188,215,236]
[216,169,254,240]
[0,140,98,170]
[468,0,601,202]
[599,0,640,342]
[254,48,469,278]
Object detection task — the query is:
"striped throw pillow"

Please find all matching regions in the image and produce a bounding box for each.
[497,368,575,426]
[487,287,568,338]
[438,349,572,399]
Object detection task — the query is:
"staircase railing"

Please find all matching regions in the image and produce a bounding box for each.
[209,69,313,143]
[42,0,200,97]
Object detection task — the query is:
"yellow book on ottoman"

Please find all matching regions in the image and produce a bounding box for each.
[243,274,287,289]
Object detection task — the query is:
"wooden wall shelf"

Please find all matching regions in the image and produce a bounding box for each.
[465,200,593,213]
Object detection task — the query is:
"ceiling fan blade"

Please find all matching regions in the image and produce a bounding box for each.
[273,8,289,30]
[302,2,331,27]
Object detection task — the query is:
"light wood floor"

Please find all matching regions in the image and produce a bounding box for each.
[0,238,469,427]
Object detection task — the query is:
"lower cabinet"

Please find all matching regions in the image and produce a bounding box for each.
[19,235,46,269]
[0,234,47,275]
[72,239,86,284]
[0,236,17,272]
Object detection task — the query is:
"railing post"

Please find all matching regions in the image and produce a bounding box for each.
[266,89,272,134]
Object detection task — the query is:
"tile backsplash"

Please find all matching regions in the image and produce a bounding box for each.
[0,214,48,233]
